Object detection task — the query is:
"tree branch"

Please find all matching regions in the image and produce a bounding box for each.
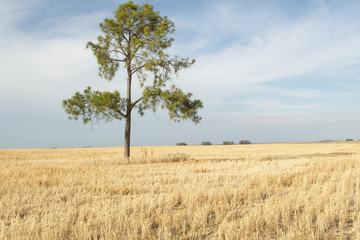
[131,63,147,74]
[130,96,144,111]
[117,109,126,118]
[110,57,127,62]
[110,32,127,55]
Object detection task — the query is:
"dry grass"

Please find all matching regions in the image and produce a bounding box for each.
[1,142,360,239]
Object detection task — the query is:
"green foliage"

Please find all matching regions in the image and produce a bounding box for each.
[85,1,184,82]
[63,87,126,124]
[223,141,234,145]
[141,85,203,124]
[201,141,212,145]
[74,0,202,124]
[239,140,251,144]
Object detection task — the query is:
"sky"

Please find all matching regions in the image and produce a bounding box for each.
[1,0,360,148]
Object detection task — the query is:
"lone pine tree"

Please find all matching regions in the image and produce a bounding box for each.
[63,1,203,159]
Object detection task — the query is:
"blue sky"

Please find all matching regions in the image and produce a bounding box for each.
[1,0,360,148]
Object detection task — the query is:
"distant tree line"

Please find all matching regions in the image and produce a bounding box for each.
[175,139,358,146]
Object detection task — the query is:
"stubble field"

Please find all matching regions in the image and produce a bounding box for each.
[1,142,360,239]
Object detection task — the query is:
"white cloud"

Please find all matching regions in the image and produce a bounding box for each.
[174,1,360,113]
[5,0,357,116]
[0,3,122,114]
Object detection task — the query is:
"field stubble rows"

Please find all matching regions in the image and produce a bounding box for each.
[0,142,360,239]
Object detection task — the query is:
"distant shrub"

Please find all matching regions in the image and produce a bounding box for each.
[223,141,234,145]
[201,141,212,145]
[346,139,354,141]
[176,142,187,146]
[239,140,251,144]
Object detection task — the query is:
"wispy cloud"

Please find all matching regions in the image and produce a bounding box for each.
[0,1,119,115]
[173,0,360,115]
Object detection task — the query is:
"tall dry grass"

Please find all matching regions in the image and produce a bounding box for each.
[0,142,359,239]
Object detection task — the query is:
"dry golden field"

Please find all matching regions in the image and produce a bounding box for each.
[1,142,360,239]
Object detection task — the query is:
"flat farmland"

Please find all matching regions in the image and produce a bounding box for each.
[1,142,360,239]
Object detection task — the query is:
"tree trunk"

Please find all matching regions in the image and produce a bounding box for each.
[124,114,131,159]
[124,64,132,159]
